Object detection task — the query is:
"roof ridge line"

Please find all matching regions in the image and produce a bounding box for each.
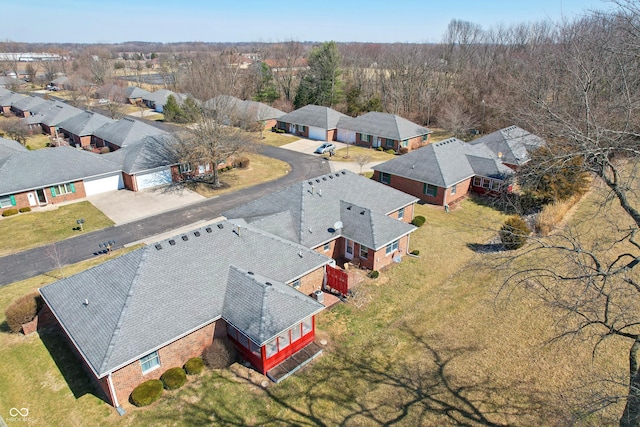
[99,248,149,374]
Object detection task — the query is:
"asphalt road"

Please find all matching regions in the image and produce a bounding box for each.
[0,146,331,287]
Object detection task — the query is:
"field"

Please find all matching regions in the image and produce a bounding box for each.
[0,190,629,426]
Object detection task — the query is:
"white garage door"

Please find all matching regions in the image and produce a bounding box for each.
[84,174,124,196]
[136,168,172,190]
[337,129,356,143]
[308,126,327,141]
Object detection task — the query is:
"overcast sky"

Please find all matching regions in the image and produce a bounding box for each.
[3,0,612,44]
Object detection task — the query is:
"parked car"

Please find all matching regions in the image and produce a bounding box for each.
[97,98,109,105]
[314,143,336,154]
[46,84,59,91]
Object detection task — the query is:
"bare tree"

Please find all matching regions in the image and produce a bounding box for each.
[355,154,372,174]
[268,40,305,102]
[172,109,256,188]
[0,118,29,146]
[497,5,640,425]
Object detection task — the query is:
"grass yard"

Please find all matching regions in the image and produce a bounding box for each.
[0,202,114,257]
[0,190,629,425]
[260,130,299,146]
[186,153,290,198]
[0,247,140,427]
[331,145,396,163]
[24,133,50,150]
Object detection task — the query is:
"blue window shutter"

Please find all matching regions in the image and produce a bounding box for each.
[10,195,16,206]
[70,183,76,193]
[50,187,56,197]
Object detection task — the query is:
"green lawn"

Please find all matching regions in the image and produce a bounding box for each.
[24,133,51,150]
[330,145,395,163]
[0,202,114,257]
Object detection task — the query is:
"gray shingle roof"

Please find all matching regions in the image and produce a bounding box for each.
[93,117,167,148]
[0,137,27,160]
[0,91,26,107]
[27,98,55,116]
[0,87,11,97]
[104,134,178,174]
[373,138,514,188]
[241,100,285,121]
[0,146,122,195]
[337,111,431,140]
[223,170,418,250]
[143,89,189,107]
[11,95,48,112]
[58,110,115,137]
[124,86,151,99]
[223,266,323,345]
[471,125,545,166]
[39,220,329,377]
[40,103,84,127]
[277,105,348,130]
[373,138,476,188]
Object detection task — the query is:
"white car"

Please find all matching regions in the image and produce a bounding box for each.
[314,143,336,154]
[97,99,109,105]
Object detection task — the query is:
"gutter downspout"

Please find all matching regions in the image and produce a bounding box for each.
[107,373,125,415]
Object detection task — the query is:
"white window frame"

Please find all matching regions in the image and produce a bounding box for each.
[451,184,457,195]
[398,207,404,220]
[0,196,13,208]
[140,350,160,373]
[323,242,330,252]
[53,183,73,195]
[361,133,370,143]
[302,317,313,335]
[473,176,482,187]
[424,183,437,197]
[179,162,193,174]
[265,339,278,358]
[291,279,301,289]
[359,245,368,259]
[386,239,399,255]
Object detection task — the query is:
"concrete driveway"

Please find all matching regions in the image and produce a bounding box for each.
[280,138,383,173]
[88,186,206,225]
[281,138,349,155]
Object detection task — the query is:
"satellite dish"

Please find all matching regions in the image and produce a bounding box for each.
[334,221,343,230]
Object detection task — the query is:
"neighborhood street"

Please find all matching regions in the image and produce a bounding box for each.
[0,145,331,287]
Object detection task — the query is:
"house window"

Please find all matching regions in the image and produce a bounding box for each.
[140,351,160,373]
[361,133,370,143]
[482,179,490,189]
[401,140,408,147]
[296,124,306,133]
[398,207,405,220]
[473,176,482,187]
[291,279,301,289]
[385,138,394,148]
[278,331,290,350]
[422,134,429,142]
[323,243,330,252]
[302,317,313,335]
[490,180,502,191]
[179,163,193,174]
[265,339,278,358]
[451,184,457,195]
[250,340,261,357]
[0,195,15,208]
[291,324,302,342]
[359,245,368,259]
[386,239,399,255]
[423,183,437,197]
[51,183,75,197]
[380,172,391,185]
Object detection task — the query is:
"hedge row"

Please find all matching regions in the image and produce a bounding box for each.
[130,357,204,407]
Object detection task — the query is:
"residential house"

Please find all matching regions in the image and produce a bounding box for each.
[372,137,517,206]
[337,111,431,152]
[223,170,418,272]
[203,95,285,130]
[92,117,167,151]
[276,105,348,141]
[39,219,331,409]
[0,136,28,158]
[124,86,151,105]
[9,95,48,118]
[0,146,123,214]
[0,91,26,115]
[142,89,190,113]
[57,110,115,148]
[35,102,84,136]
[469,125,545,169]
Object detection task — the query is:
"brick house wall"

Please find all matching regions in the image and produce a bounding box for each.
[327,129,337,141]
[296,266,325,295]
[371,234,411,271]
[122,173,136,191]
[109,322,217,406]
[314,239,339,260]
[0,180,86,215]
[372,171,471,207]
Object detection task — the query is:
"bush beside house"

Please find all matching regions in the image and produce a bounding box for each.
[160,367,187,390]
[130,380,163,407]
[5,292,43,333]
